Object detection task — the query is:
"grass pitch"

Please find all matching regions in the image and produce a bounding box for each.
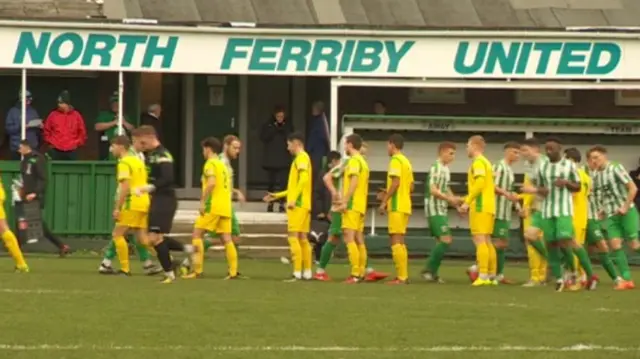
[0,255,638,359]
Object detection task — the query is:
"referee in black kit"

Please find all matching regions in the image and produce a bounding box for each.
[17,140,70,256]
[134,126,193,283]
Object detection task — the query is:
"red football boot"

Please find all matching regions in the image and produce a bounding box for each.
[314,272,331,282]
[364,270,389,282]
[343,276,360,284]
[466,268,479,283]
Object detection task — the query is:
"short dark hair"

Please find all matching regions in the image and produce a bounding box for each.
[201,137,222,153]
[545,136,562,145]
[588,145,607,157]
[287,132,305,144]
[564,147,581,162]
[135,125,157,137]
[438,141,456,153]
[388,133,404,150]
[522,138,540,147]
[223,134,240,145]
[111,135,131,148]
[19,139,30,148]
[345,133,363,150]
[273,105,285,114]
[504,141,520,150]
[327,151,341,163]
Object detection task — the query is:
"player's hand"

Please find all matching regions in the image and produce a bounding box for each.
[449,196,463,206]
[537,187,549,197]
[554,179,569,188]
[133,187,144,196]
[262,193,276,202]
[112,209,120,220]
[199,202,206,215]
[286,201,296,210]
[333,203,346,213]
[521,184,537,194]
[378,203,387,215]
[25,193,36,201]
[235,190,246,203]
[617,204,629,215]
[376,189,386,201]
[457,203,469,214]
[597,210,605,220]
[507,192,520,202]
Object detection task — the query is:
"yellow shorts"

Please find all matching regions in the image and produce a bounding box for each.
[287,207,310,233]
[116,210,148,229]
[574,223,586,245]
[194,213,231,234]
[342,210,364,232]
[470,212,494,235]
[388,212,409,235]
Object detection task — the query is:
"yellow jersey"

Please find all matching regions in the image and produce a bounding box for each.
[573,168,590,229]
[202,157,232,217]
[117,155,150,212]
[467,154,495,214]
[285,151,312,210]
[387,153,414,214]
[343,153,369,214]
[0,178,5,202]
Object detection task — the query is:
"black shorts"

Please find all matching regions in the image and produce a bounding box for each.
[148,195,177,234]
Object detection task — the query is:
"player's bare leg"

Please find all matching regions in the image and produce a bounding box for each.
[0,219,28,272]
[388,233,408,285]
[342,228,361,283]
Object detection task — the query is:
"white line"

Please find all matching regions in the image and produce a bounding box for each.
[0,344,636,352]
[0,288,92,295]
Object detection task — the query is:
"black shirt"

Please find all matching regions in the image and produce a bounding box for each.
[144,144,175,197]
[20,151,47,202]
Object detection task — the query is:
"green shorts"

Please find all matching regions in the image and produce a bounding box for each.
[214,208,241,237]
[329,211,342,237]
[585,219,604,245]
[492,219,510,240]
[428,215,451,238]
[604,207,639,241]
[530,211,543,229]
[541,216,574,242]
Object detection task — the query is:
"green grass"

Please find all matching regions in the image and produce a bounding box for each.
[0,256,638,359]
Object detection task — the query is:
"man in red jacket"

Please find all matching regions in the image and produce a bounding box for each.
[43,90,87,160]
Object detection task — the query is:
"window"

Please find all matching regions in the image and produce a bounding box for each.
[615,90,640,106]
[408,88,466,104]
[515,89,572,106]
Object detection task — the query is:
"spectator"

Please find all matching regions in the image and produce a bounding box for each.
[306,101,330,206]
[43,90,87,160]
[373,100,387,115]
[94,93,134,160]
[5,90,42,160]
[260,106,293,212]
[140,104,162,142]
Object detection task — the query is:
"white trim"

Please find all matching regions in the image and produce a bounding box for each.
[0,69,99,78]
[238,75,248,193]
[333,78,640,90]
[20,69,26,142]
[329,81,339,150]
[614,89,640,106]
[183,74,195,189]
[3,19,640,39]
[515,89,572,106]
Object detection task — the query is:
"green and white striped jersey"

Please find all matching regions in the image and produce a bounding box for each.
[592,162,634,217]
[424,160,450,217]
[220,153,234,199]
[328,157,348,192]
[524,154,549,210]
[128,148,145,161]
[536,158,579,218]
[585,167,600,220]
[493,159,515,221]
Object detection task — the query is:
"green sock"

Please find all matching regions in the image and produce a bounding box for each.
[104,241,116,260]
[573,247,593,277]
[529,240,548,259]
[612,249,632,281]
[561,247,575,272]
[318,241,337,269]
[548,246,563,280]
[598,251,618,281]
[131,237,150,262]
[496,248,505,276]
[428,241,449,276]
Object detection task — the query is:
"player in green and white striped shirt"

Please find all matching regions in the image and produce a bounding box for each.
[525,138,581,292]
[422,142,462,283]
[588,145,638,290]
[490,142,522,284]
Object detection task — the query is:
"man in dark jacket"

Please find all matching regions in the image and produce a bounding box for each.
[5,90,42,160]
[307,101,330,214]
[18,140,70,256]
[259,106,293,212]
[140,104,162,142]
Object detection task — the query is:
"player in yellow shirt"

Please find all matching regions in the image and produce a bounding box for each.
[264,132,313,281]
[184,137,238,280]
[458,135,497,286]
[110,135,151,276]
[378,134,414,284]
[334,133,369,283]
[0,172,28,272]
[564,148,598,289]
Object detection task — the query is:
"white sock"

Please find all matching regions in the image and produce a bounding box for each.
[143,259,153,267]
[496,274,504,281]
[302,270,313,279]
[366,267,374,274]
[293,271,301,279]
[479,273,489,280]
[469,264,478,272]
[316,268,325,274]
[101,259,112,267]
[165,271,175,280]
[182,257,191,266]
